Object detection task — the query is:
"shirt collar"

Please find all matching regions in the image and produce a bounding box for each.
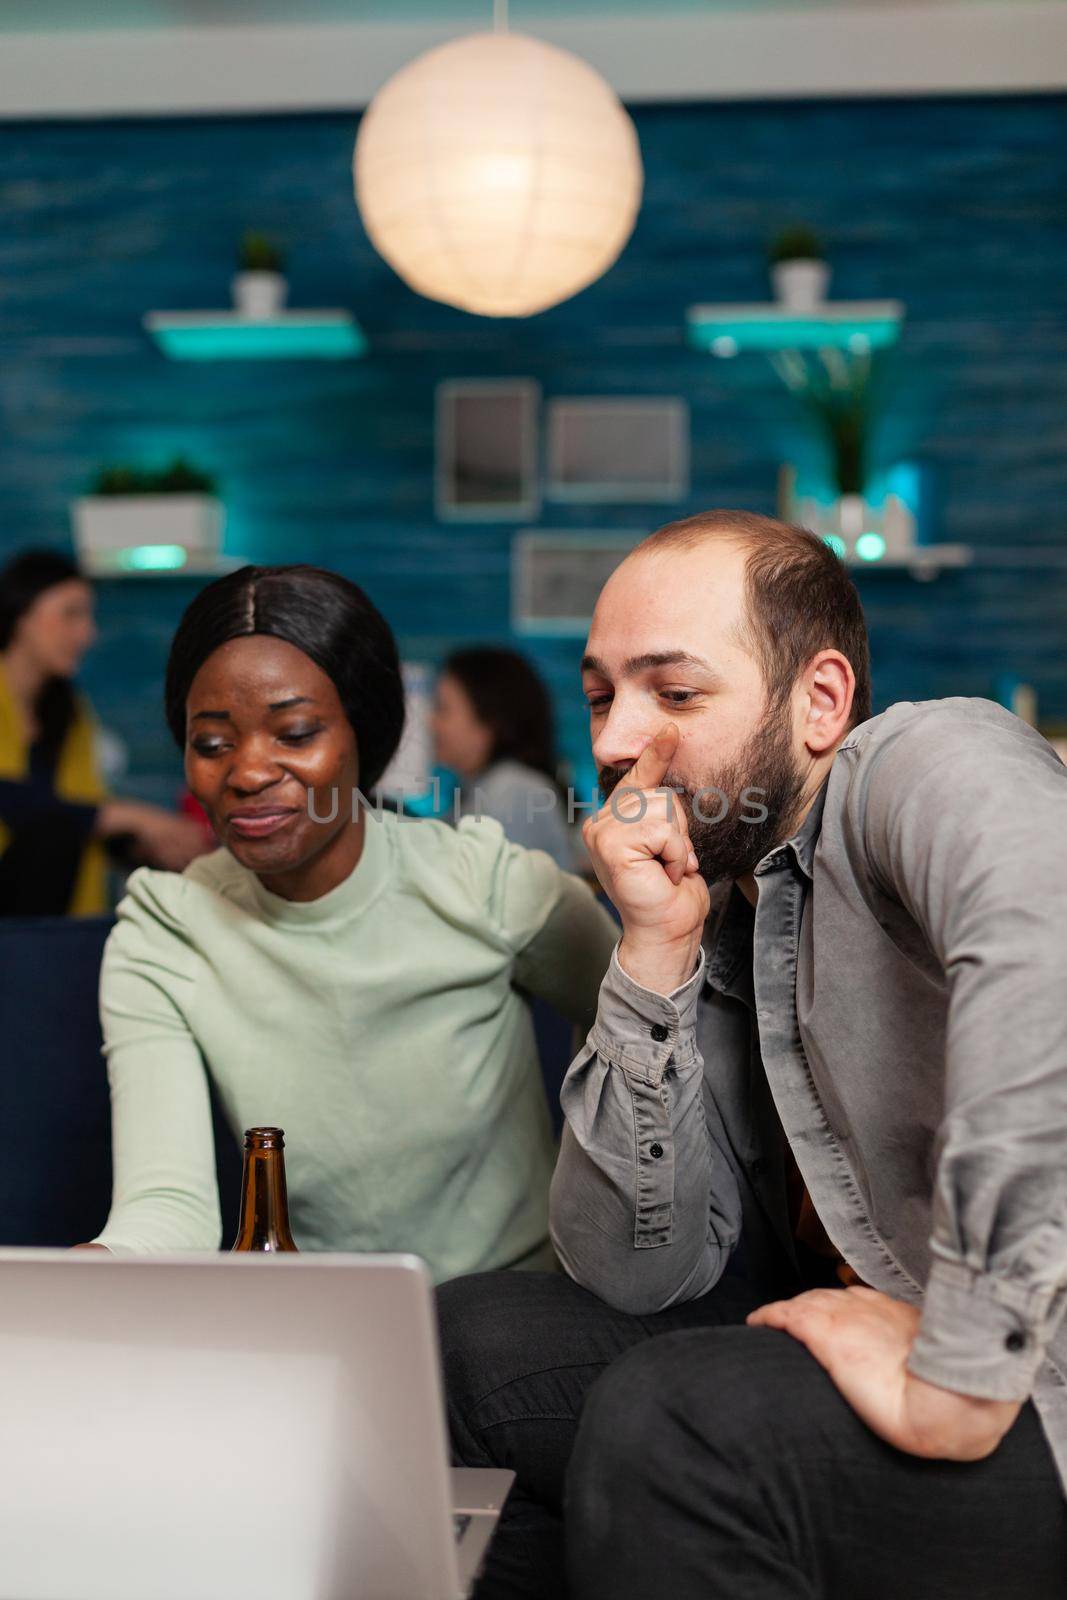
[786,775,829,881]
[705,882,755,1001]
[752,774,829,885]
[704,774,829,997]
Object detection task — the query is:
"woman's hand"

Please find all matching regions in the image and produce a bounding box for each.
[748,1286,1022,1461]
[98,800,211,872]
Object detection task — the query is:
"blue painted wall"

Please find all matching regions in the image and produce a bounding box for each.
[1,95,1065,801]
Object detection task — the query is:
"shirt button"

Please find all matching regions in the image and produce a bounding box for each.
[750,1158,766,1178]
[650,1143,664,1159]
[650,1023,669,1042]
[1005,1330,1027,1353]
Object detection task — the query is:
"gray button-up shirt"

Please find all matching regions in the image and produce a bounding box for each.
[550,698,1067,1494]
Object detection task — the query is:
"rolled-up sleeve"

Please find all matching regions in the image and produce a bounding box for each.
[549,947,743,1314]
[860,702,1067,1400]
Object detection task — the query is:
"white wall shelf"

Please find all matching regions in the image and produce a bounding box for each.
[72,493,234,576]
[84,556,244,579]
[844,544,973,580]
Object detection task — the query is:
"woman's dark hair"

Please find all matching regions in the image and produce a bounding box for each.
[0,548,85,755]
[165,565,405,792]
[442,646,559,783]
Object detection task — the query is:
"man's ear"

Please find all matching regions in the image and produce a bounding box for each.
[802,650,854,755]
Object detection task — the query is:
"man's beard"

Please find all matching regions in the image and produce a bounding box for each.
[599,702,808,885]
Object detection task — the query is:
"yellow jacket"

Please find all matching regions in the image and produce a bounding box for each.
[0,661,109,915]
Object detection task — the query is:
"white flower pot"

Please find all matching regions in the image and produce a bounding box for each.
[771,258,831,310]
[71,495,225,575]
[881,493,917,560]
[784,468,920,566]
[837,493,867,542]
[231,271,288,319]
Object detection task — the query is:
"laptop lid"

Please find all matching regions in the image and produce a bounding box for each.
[0,1249,464,1600]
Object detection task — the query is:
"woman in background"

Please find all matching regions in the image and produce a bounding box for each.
[432,646,578,871]
[87,565,617,1279]
[0,550,208,915]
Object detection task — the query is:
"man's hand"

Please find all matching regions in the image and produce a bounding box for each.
[748,1286,1022,1461]
[583,723,709,995]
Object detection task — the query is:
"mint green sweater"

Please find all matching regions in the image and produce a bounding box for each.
[94,810,619,1282]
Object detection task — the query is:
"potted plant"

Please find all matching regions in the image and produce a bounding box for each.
[232,231,288,319]
[775,347,894,555]
[71,458,225,574]
[769,225,830,310]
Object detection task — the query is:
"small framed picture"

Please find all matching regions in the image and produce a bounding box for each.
[511,531,645,635]
[546,398,689,503]
[436,379,541,520]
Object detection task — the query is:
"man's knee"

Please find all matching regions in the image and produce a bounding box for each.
[437,1272,509,1361]
[437,1270,589,1424]
[565,1334,695,1575]
[569,1323,837,1505]
[439,1269,614,1502]
[567,1324,837,1595]
[567,1332,698,1509]
[437,1272,516,1412]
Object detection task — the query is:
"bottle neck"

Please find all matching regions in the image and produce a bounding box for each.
[233,1143,298,1252]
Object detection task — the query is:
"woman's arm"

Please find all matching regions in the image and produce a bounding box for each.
[475,818,619,1030]
[474,765,578,872]
[92,868,222,1254]
[95,798,209,873]
[511,873,619,1029]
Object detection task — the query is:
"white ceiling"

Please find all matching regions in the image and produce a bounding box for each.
[0,0,1006,28]
[1,0,1063,114]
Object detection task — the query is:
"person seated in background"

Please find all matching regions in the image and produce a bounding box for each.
[0,550,208,916]
[440,511,1067,1599]
[85,564,618,1280]
[432,646,579,871]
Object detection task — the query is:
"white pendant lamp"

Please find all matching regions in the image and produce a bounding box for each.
[353,10,643,318]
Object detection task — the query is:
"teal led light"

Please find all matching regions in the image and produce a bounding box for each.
[885,460,922,514]
[855,533,887,562]
[117,544,189,572]
[145,313,367,362]
[686,301,903,356]
[822,535,847,559]
[691,316,899,353]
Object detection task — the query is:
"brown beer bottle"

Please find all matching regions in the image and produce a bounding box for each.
[231,1127,299,1252]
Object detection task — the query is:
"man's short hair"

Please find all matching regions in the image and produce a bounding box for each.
[636,510,873,728]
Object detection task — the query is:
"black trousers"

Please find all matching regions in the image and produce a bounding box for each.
[438,1270,1067,1600]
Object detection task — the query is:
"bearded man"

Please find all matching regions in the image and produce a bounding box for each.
[439,510,1067,1600]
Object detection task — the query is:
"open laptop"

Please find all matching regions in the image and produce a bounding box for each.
[0,1249,513,1600]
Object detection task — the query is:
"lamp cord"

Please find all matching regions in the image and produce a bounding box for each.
[493,0,508,32]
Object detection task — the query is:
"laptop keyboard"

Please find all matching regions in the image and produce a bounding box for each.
[453,1514,472,1544]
